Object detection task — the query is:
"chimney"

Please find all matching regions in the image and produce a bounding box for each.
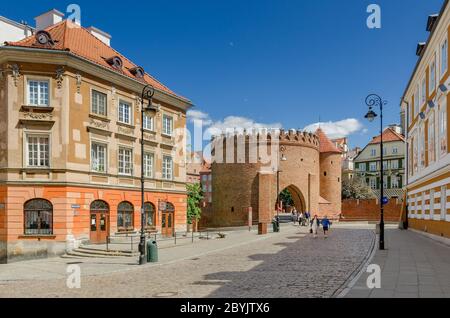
[34,9,64,31]
[389,124,402,135]
[87,26,112,46]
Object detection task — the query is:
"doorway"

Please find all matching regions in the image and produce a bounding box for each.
[90,200,109,244]
[161,202,175,237]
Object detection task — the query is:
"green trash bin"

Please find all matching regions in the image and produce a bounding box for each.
[146,240,158,263]
[272,221,277,232]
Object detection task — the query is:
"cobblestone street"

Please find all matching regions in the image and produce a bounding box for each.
[0,225,374,298]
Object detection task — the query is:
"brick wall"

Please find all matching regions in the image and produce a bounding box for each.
[340,198,402,222]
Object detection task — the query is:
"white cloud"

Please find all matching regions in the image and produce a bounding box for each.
[303,118,365,139]
[187,109,282,136]
[187,109,212,125]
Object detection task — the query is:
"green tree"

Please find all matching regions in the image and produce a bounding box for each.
[342,175,376,200]
[280,189,294,207]
[187,183,204,224]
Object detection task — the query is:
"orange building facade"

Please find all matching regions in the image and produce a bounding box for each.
[0,14,192,263]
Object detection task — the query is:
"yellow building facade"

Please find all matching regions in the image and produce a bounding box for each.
[402,0,450,238]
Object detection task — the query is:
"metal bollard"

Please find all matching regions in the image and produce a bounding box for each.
[175,232,177,245]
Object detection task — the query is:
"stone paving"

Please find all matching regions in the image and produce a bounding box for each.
[0,224,374,298]
[345,229,450,298]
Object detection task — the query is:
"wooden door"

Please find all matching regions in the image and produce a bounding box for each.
[161,212,174,237]
[90,212,109,244]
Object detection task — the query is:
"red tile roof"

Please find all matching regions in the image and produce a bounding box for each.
[369,128,405,144]
[316,128,342,154]
[5,20,189,102]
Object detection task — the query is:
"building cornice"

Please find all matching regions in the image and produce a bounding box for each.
[0,46,193,112]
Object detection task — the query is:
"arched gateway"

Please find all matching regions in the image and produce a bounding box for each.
[204,128,342,229]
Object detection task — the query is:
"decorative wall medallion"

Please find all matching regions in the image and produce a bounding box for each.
[22,112,53,120]
[75,73,82,93]
[89,118,108,129]
[55,67,65,89]
[118,126,133,135]
[144,132,156,141]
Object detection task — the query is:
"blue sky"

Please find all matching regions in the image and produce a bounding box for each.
[1,0,445,148]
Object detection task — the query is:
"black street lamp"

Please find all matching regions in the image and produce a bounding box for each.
[276,152,287,230]
[139,84,158,265]
[364,94,387,250]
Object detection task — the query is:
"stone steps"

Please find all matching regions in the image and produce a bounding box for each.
[64,247,139,258]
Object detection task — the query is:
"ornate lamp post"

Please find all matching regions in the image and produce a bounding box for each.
[139,84,158,265]
[364,94,387,250]
[275,151,287,231]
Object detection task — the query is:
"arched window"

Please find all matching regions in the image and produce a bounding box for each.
[90,200,109,212]
[117,201,134,231]
[24,199,53,235]
[144,202,155,228]
[164,202,175,212]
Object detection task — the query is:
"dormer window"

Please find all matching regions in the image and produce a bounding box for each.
[130,66,145,79]
[105,56,123,70]
[35,30,54,46]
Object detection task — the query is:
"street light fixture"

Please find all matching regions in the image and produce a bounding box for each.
[275,152,288,230]
[139,84,157,265]
[364,94,387,250]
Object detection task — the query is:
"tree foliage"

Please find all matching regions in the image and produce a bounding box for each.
[342,175,376,200]
[280,189,294,206]
[187,183,204,224]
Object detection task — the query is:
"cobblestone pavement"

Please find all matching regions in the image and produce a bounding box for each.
[0,226,374,298]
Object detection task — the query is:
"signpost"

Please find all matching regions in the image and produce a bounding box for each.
[248,207,253,232]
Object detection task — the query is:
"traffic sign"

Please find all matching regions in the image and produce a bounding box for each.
[382,197,389,205]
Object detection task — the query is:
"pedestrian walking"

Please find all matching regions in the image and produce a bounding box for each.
[321,215,331,238]
[298,211,304,226]
[310,215,319,238]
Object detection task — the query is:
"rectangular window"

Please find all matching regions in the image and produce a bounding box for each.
[370,149,377,157]
[414,85,420,117]
[421,77,427,105]
[429,111,436,163]
[382,161,389,170]
[439,102,447,156]
[91,143,107,172]
[118,101,131,124]
[143,113,154,131]
[391,160,399,170]
[419,124,425,168]
[441,38,448,77]
[143,152,154,178]
[27,135,49,167]
[28,80,49,106]
[369,162,377,172]
[163,115,173,136]
[413,135,418,173]
[431,56,436,92]
[91,90,107,116]
[118,148,133,175]
[391,176,399,189]
[162,155,173,180]
[369,177,377,190]
[392,147,398,155]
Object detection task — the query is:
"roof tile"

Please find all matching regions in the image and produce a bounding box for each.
[6,20,189,102]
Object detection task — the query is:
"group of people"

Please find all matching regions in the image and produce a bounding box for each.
[292,208,331,238]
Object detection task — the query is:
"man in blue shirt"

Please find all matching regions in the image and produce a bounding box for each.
[321,216,331,238]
